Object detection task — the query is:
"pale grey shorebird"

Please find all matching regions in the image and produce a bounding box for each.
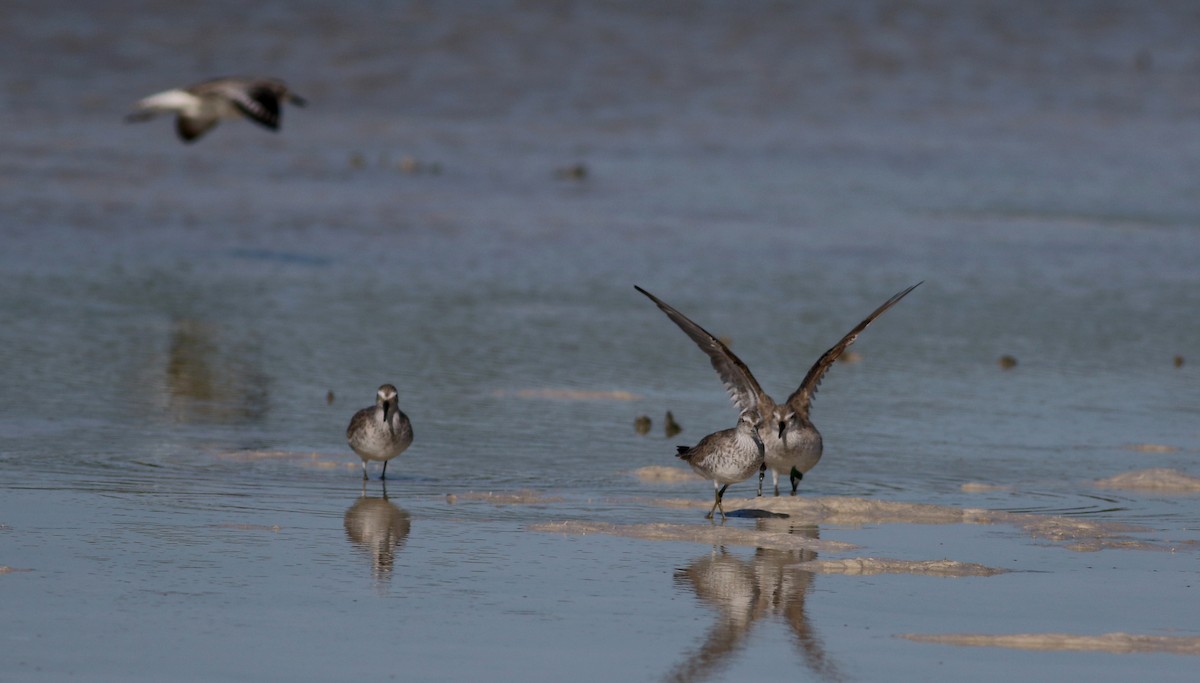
[675,411,766,520]
[125,77,306,143]
[636,282,920,496]
[346,384,413,481]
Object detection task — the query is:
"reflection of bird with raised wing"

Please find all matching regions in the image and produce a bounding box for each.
[752,521,844,682]
[636,283,919,496]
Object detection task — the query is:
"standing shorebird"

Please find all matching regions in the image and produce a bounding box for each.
[125,77,306,142]
[637,282,920,496]
[346,384,413,481]
[676,411,766,520]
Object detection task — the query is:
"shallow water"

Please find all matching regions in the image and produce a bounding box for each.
[3,1,1200,681]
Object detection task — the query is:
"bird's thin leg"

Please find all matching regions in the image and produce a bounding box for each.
[772,470,780,497]
[361,461,369,481]
[381,460,388,480]
[757,463,765,497]
[706,482,722,520]
[714,484,729,521]
[790,467,802,496]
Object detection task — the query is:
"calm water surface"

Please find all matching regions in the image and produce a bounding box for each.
[2,2,1200,681]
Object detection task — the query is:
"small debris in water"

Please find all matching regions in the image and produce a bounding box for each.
[1174,355,1185,368]
[445,494,457,505]
[998,355,1018,369]
[399,155,424,174]
[326,390,335,405]
[664,411,682,437]
[634,415,651,435]
[554,162,588,180]
[838,350,863,364]
[1134,49,1155,73]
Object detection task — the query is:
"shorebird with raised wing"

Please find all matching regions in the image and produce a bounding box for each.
[636,282,920,495]
[126,77,306,142]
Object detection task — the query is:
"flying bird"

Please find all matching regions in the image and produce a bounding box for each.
[126,77,306,142]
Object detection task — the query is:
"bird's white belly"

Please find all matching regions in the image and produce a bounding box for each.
[349,425,411,461]
[763,428,822,475]
[692,435,764,485]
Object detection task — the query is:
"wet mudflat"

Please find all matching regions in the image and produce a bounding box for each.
[2,2,1200,681]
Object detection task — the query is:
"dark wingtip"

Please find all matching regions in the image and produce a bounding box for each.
[633,285,660,304]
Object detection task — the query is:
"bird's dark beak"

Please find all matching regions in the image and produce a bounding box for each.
[777,421,786,439]
[383,401,394,424]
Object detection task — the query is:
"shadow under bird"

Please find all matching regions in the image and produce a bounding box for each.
[675,410,765,520]
[346,384,413,481]
[125,77,306,142]
[636,282,920,496]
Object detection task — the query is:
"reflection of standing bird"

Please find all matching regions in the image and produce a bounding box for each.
[676,411,765,520]
[752,521,843,682]
[636,283,919,496]
[343,492,411,587]
[666,524,843,683]
[665,548,766,683]
[125,77,306,142]
[346,384,413,480]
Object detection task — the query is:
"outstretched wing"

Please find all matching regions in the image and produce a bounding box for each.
[636,285,767,416]
[194,78,284,130]
[784,282,921,417]
[228,84,282,130]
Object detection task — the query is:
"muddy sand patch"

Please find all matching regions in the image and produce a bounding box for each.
[530,520,856,553]
[900,632,1200,655]
[1096,468,1200,493]
[650,495,1172,552]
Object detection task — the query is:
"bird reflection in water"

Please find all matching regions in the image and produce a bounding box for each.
[664,521,843,683]
[164,319,269,423]
[343,484,412,590]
